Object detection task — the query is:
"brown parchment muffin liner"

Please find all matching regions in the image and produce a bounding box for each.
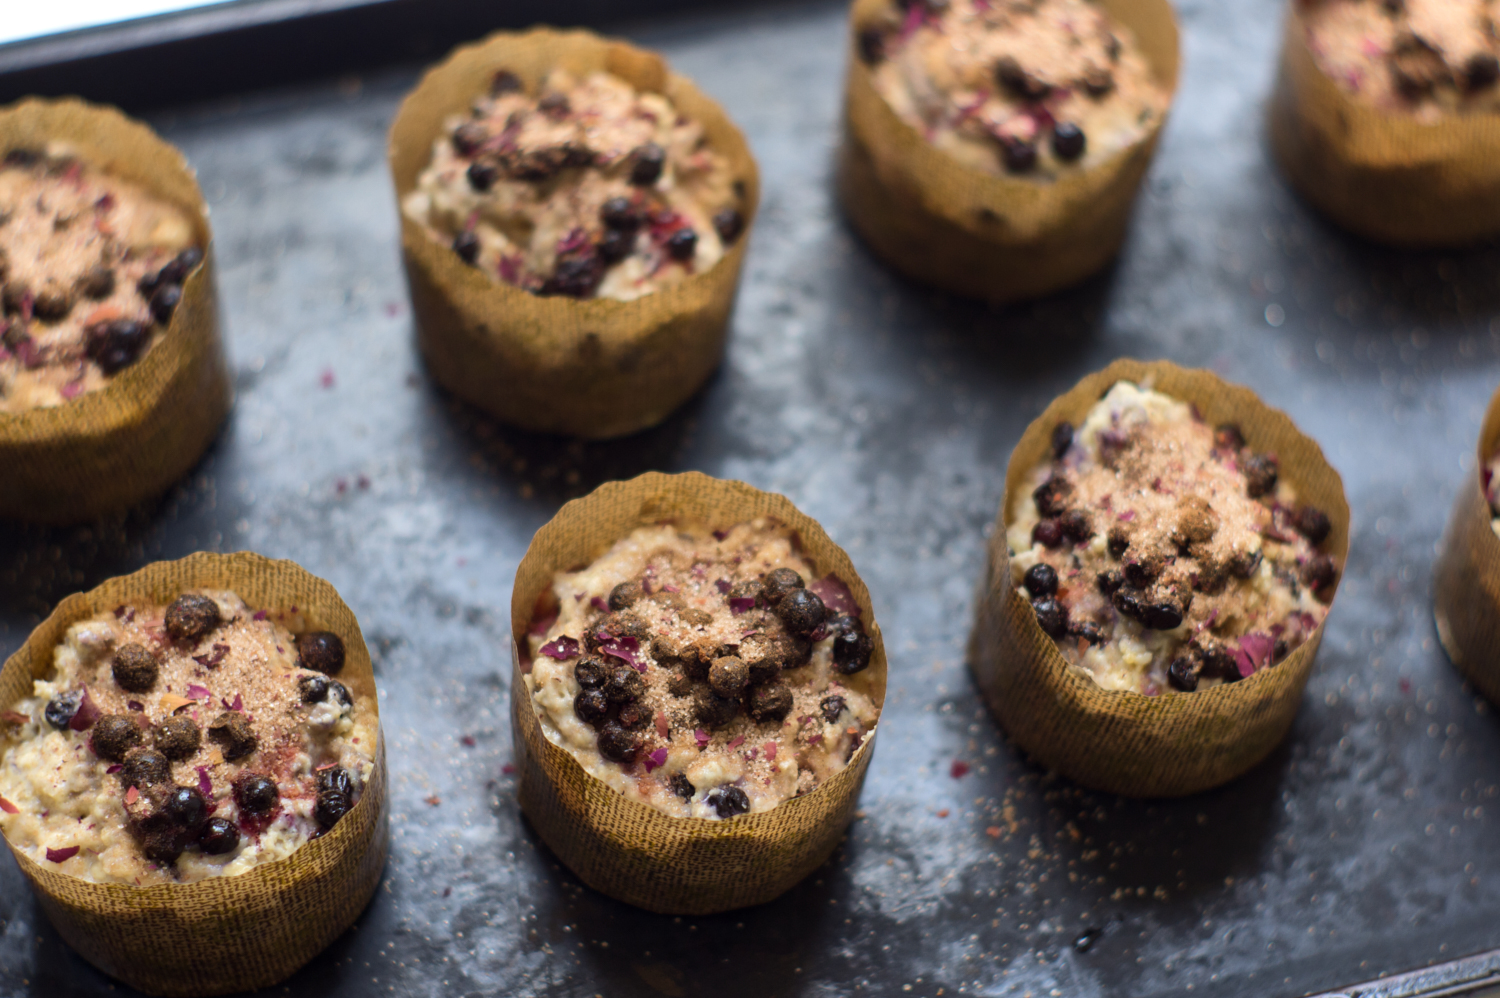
[389,29,761,440]
[1269,6,1500,247]
[1433,385,1500,705]
[969,359,1351,798]
[0,552,388,998]
[509,472,887,914]
[837,0,1180,303]
[0,98,231,523]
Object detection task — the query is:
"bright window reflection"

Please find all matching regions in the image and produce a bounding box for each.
[2,2,233,47]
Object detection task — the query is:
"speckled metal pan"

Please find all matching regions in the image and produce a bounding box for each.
[969,358,1351,797]
[388,29,760,440]
[0,98,231,523]
[837,0,1180,303]
[0,552,388,997]
[509,471,886,914]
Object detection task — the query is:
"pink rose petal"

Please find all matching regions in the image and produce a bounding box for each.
[714,579,732,594]
[105,765,122,775]
[694,729,710,749]
[810,575,860,617]
[539,636,580,660]
[728,735,746,750]
[196,766,214,798]
[597,634,642,671]
[590,596,609,612]
[763,742,777,762]
[45,846,79,863]
[186,684,213,701]
[253,610,268,621]
[0,797,18,814]
[69,687,101,732]
[645,747,669,773]
[728,597,756,615]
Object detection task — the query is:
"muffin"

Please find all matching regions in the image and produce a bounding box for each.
[971,360,1350,797]
[512,472,886,913]
[0,554,387,997]
[1270,0,1500,245]
[840,0,1179,302]
[1434,383,1500,706]
[0,98,230,523]
[390,29,759,438]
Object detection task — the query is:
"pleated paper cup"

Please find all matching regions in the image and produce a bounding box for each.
[969,359,1350,797]
[1269,5,1500,247]
[510,472,886,914]
[389,29,760,440]
[0,98,231,523]
[1433,385,1500,705]
[838,0,1179,303]
[0,552,388,997]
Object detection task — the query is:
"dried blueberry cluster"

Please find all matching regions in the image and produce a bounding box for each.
[568,566,871,818]
[1024,419,1340,692]
[444,69,746,298]
[40,595,359,867]
[857,0,1112,174]
[0,147,200,377]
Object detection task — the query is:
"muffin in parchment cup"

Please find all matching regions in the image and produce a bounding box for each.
[838,0,1180,303]
[0,553,388,998]
[0,98,230,523]
[970,359,1350,797]
[510,472,886,914]
[1434,384,1500,705]
[1269,0,1500,247]
[389,28,760,440]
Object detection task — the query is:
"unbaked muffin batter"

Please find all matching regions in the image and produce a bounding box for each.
[404,68,748,302]
[860,0,1169,178]
[0,591,375,885]
[1008,382,1338,695]
[526,519,879,819]
[1301,0,1500,118]
[0,145,201,412]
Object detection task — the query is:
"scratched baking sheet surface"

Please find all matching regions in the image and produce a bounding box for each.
[1,0,1499,995]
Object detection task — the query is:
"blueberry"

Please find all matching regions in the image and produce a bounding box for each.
[666,228,698,262]
[628,143,666,186]
[85,319,151,375]
[574,688,610,727]
[1059,509,1093,544]
[574,657,608,689]
[669,772,696,800]
[713,208,745,245]
[1051,422,1073,459]
[1302,554,1338,593]
[1033,476,1073,517]
[604,666,645,704]
[708,786,750,819]
[747,683,793,723]
[148,283,182,324]
[693,690,738,729]
[1032,519,1064,549]
[122,748,171,788]
[200,817,240,855]
[995,56,1050,100]
[1466,52,1500,92]
[598,227,637,263]
[541,255,605,298]
[1242,454,1279,499]
[618,702,652,730]
[157,247,203,286]
[93,714,143,762]
[597,722,638,763]
[1139,601,1184,631]
[297,631,346,675]
[329,681,353,708]
[452,230,480,265]
[1293,506,1331,545]
[1051,122,1086,161]
[1001,138,1038,174]
[298,674,330,704]
[1096,570,1124,596]
[317,766,352,799]
[112,643,160,693]
[830,615,873,675]
[451,122,488,157]
[165,594,221,643]
[154,716,201,760]
[208,711,257,761]
[1123,558,1160,588]
[467,160,498,192]
[234,774,279,814]
[600,198,641,231]
[44,690,83,730]
[490,70,523,96]
[1023,563,1058,598]
[316,791,351,830]
[2,148,41,168]
[820,695,847,722]
[165,786,207,829]
[1031,598,1069,638]
[76,266,115,300]
[776,587,827,637]
[1167,657,1198,692]
[858,27,885,65]
[761,568,805,606]
[1107,529,1130,560]
[1070,620,1104,645]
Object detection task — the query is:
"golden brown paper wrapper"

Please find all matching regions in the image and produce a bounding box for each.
[1433,386,1500,705]
[0,552,388,997]
[0,98,231,523]
[969,359,1351,797]
[389,29,761,440]
[1268,7,1500,247]
[837,0,1180,303]
[509,471,887,914]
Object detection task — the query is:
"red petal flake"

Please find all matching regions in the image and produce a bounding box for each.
[714,579,732,594]
[728,597,756,615]
[597,635,642,671]
[810,575,860,617]
[694,729,710,749]
[186,684,213,701]
[728,735,746,750]
[950,760,971,779]
[763,742,777,762]
[126,700,144,712]
[539,636,580,660]
[655,711,669,739]
[253,609,268,622]
[125,786,140,805]
[528,610,558,637]
[0,797,18,814]
[46,846,79,863]
[105,765,122,775]
[645,747,669,773]
[1236,632,1275,675]
[69,687,101,732]
[590,596,609,612]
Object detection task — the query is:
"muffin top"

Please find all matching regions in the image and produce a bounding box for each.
[859,0,1169,178]
[0,591,375,884]
[1301,0,1500,118]
[403,68,748,302]
[0,145,201,413]
[1007,382,1339,695]
[526,519,879,820]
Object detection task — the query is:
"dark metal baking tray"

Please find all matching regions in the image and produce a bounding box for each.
[1,0,1499,995]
